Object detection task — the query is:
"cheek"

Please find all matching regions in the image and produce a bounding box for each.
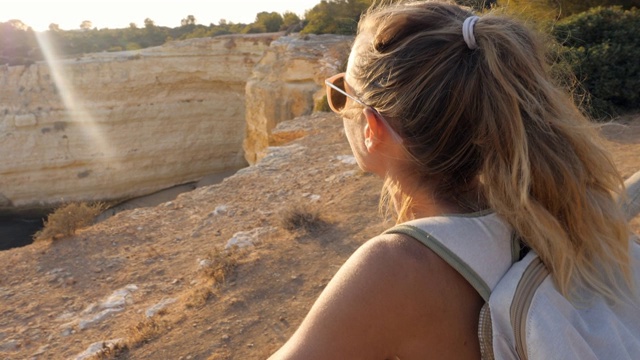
[342,112,365,148]
[342,116,371,171]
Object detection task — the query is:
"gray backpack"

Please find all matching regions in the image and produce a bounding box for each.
[385,214,640,360]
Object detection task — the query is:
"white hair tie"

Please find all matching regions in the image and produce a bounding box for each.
[462,16,480,50]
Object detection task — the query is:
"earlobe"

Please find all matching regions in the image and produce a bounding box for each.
[362,108,381,152]
[364,138,373,150]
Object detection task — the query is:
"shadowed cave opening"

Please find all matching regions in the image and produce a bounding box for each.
[0,168,242,251]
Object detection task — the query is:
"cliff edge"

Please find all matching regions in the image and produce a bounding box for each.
[0,33,351,214]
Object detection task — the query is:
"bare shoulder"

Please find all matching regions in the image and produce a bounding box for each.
[270,233,483,360]
[345,232,461,296]
[355,233,484,324]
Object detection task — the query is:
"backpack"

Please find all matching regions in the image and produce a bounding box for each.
[384,214,640,360]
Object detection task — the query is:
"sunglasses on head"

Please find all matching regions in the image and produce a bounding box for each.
[324,73,404,143]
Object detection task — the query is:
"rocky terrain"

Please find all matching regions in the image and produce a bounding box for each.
[0,111,638,360]
[0,112,386,359]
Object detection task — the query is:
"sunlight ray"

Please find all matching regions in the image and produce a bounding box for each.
[34,31,115,159]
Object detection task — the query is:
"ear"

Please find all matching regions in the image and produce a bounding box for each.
[362,108,383,152]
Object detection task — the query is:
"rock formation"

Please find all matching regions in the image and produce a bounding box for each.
[243,34,352,164]
[0,33,279,214]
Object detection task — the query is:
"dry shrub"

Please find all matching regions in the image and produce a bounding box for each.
[184,286,214,309]
[34,202,105,241]
[91,341,128,359]
[92,313,183,359]
[200,247,241,284]
[184,247,243,309]
[279,202,327,234]
[206,348,233,360]
[125,316,166,348]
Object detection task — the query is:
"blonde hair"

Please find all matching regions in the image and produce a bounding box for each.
[352,0,633,301]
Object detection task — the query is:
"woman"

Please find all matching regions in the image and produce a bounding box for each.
[270,1,635,358]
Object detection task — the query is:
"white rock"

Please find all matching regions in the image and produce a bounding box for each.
[226,235,254,249]
[73,338,123,360]
[336,155,357,165]
[100,284,138,309]
[78,308,122,330]
[82,303,99,315]
[212,205,228,215]
[199,259,212,268]
[225,226,277,249]
[146,298,177,318]
[56,311,75,321]
[14,113,37,127]
[325,170,357,183]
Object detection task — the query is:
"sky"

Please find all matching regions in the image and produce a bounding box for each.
[2,0,322,31]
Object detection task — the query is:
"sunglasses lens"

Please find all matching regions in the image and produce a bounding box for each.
[328,76,347,112]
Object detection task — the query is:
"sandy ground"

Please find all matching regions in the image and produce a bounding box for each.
[0,112,638,360]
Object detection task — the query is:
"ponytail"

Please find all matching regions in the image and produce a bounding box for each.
[354,1,634,302]
[475,15,632,300]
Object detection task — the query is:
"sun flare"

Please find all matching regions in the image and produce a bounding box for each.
[34,31,115,159]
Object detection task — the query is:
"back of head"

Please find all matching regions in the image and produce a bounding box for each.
[351,0,633,302]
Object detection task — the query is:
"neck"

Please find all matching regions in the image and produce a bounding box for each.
[390,179,485,222]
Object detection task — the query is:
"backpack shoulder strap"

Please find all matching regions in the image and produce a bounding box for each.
[485,249,548,360]
[385,224,492,301]
[509,253,549,360]
[384,214,516,302]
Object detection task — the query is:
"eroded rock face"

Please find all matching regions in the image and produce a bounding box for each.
[0,34,279,214]
[243,34,352,165]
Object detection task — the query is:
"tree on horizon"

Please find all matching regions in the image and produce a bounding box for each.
[80,20,92,31]
[181,15,196,27]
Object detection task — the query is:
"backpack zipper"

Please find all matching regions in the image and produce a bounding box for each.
[510,256,549,360]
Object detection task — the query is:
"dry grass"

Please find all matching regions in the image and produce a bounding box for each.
[90,315,172,359]
[91,341,128,359]
[279,202,327,234]
[125,316,167,348]
[206,348,233,360]
[184,286,215,309]
[200,247,241,284]
[34,202,105,241]
[91,248,245,359]
[183,247,243,309]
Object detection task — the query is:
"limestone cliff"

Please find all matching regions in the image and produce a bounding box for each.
[0,34,279,214]
[243,34,352,164]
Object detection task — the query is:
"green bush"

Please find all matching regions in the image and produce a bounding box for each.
[302,0,370,35]
[553,6,640,118]
[314,94,332,112]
